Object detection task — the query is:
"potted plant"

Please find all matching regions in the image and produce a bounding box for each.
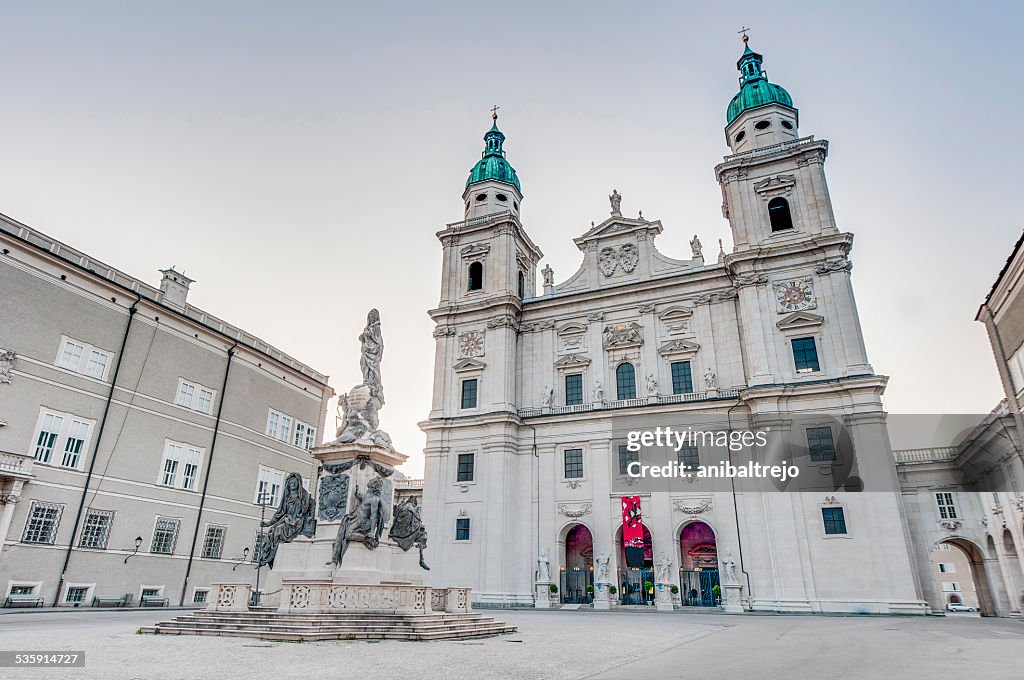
[586,584,595,595]
[608,585,617,595]
[549,584,558,594]
[712,584,721,604]
[644,580,654,595]
[670,585,679,595]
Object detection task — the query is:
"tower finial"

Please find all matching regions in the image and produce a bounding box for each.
[738,26,750,44]
[490,104,500,121]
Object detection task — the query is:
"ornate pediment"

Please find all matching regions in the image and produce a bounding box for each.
[657,339,701,357]
[556,322,587,336]
[554,353,591,368]
[453,358,486,373]
[776,311,824,331]
[460,243,490,260]
[753,174,796,200]
[659,306,693,321]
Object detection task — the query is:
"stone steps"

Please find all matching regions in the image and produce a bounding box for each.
[141,610,516,641]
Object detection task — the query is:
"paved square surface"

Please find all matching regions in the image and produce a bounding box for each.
[0,609,1020,679]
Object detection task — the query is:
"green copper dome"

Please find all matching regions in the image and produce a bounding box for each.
[726,43,794,124]
[466,117,521,191]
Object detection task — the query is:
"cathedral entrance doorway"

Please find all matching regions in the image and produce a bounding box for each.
[936,538,998,616]
[615,523,654,605]
[560,523,594,604]
[678,521,720,607]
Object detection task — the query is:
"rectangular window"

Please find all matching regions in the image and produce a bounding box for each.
[176,379,215,415]
[265,409,293,443]
[936,492,958,520]
[34,412,64,463]
[9,585,35,596]
[150,517,180,554]
[201,525,226,559]
[55,336,112,380]
[84,350,109,379]
[806,427,836,462]
[671,361,694,394]
[564,448,584,479]
[256,466,285,505]
[456,453,475,482]
[294,421,317,450]
[141,587,162,598]
[939,563,956,574]
[31,408,94,469]
[65,586,89,603]
[792,337,820,373]
[22,501,64,544]
[79,509,114,549]
[618,444,639,475]
[193,589,209,604]
[61,419,89,468]
[677,444,700,470]
[455,517,471,541]
[822,507,847,535]
[461,379,478,409]
[159,441,203,491]
[564,373,584,406]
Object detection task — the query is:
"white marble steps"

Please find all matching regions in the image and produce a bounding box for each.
[140,610,517,641]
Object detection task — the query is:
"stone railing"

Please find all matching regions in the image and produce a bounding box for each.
[892,447,960,464]
[445,210,514,231]
[518,388,743,418]
[721,136,820,163]
[0,451,33,476]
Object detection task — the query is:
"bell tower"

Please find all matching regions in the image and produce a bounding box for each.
[716,36,838,252]
[462,108,524,220]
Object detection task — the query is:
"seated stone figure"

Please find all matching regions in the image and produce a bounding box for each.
[388,496,429,570]
[257,472,316,569]
[327,476,387,567]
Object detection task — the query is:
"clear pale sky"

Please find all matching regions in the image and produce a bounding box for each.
[1,2,1020,476]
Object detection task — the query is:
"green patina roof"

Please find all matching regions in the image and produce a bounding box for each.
[466,118,521,191]
[726,42,794,124]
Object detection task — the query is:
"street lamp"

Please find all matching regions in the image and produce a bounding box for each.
[123,536,143,565]
[253,491,275,606]
[232,546,250,572]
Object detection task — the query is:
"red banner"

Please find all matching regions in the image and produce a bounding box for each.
[621,496,644,568]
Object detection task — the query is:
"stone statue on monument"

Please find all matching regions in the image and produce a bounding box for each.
[327,476,390,567]
[257,472,316,569]
[595,551,611,583]
[331,309,394,449]
[388,496,430,571]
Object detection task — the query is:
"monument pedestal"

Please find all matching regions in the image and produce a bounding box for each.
[534,581,553,609]
[593,583,610,610]
[722,583,744,613]
[655,583,674,611]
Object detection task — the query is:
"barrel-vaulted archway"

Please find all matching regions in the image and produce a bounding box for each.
[558,522,593,604]
[936,537,998,616]
[613,523,654,604]
[677,520,720,607]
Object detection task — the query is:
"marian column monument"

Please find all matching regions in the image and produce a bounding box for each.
[201,310,472,619]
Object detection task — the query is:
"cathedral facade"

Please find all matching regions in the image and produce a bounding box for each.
[420,40,926,613]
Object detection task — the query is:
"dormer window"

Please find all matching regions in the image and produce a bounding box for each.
[468,261,483,291]
[768,197,794,232]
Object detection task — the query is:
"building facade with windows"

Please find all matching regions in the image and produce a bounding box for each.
[420,40,926,613]
[0,214,332,607]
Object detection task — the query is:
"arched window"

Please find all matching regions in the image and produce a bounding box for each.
[615,362,637,400]
[517,271,525,299]
[768,197,794,232]
[467,261,483,291]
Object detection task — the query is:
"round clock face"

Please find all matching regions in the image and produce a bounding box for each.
[459,332,483,356]
[777,281,813,311]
